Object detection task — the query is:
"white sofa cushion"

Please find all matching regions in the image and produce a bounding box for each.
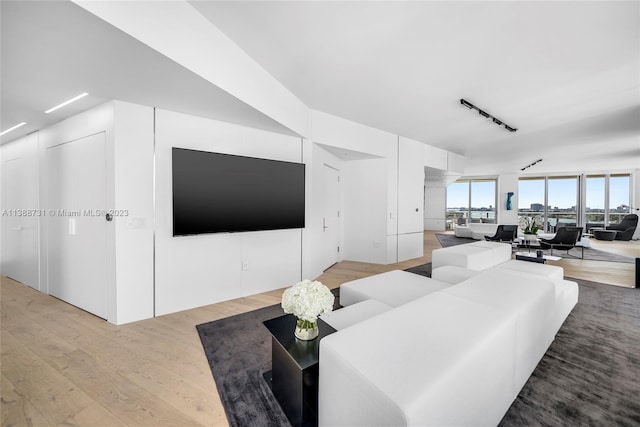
[319,292,517,426]
[339,270,451,307]
[494,259,564,281]
[320,299,392,330]
[431,265,479,284]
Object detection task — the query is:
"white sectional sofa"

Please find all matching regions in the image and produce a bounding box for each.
[318,242,578,426]
[454,223,499,240]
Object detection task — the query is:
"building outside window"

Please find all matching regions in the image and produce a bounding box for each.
[609,174,631,225]
[547,176,578,231]
[446,178,497,229]
[518,177,546,230]
[519,173,631,233]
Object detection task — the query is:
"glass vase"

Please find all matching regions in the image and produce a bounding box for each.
[294,318,319,340]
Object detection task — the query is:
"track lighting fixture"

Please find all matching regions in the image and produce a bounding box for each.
[520,159,543,171]
[459,99,517,132]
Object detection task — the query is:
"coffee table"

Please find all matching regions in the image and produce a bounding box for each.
[515,234,541,253]
[515,251,561,264]
[263,314,336,427]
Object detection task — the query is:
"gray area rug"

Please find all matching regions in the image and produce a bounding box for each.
[436,233,635,263]
[196,271,640,426]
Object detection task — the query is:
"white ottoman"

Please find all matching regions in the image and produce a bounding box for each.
[454,226,473,238]
[320,299,392,330]
[432,244,495,270]
[494,259,564,281]
[339,270,451,307]
[431,265,479,284]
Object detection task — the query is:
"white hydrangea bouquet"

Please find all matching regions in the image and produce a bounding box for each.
[281,280,334,340]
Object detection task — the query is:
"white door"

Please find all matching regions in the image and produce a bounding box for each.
[322,165,340,270]
[47,133,108,319]
[1,157,39,288]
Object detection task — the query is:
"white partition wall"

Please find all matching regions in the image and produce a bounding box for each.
[153,109,305,316]
[342,158,388,264]
[397,137,425,261]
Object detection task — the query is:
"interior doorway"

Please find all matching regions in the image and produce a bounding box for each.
[46,132,108,319]
[1,156,39,288]
[322,164,340,270]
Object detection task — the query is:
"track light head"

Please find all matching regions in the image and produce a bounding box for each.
[460,99,474,109]
[478,110,490,118]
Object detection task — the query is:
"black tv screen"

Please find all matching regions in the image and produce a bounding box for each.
[172,147,305,236]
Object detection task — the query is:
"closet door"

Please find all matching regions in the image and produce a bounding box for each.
[47,132,108,318]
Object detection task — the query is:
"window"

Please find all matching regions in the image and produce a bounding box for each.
[547,176,578,231]
[471,179,496,224]
[520,173,632,233]
[518,177,545,230]
[446,181,469,229]
[585,175,605,228]
[609,174,631,225]
[446,178,497,229]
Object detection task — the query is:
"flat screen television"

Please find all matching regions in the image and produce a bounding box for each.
[172,147,305,236]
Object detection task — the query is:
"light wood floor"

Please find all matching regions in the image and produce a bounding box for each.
[2,231,638,426]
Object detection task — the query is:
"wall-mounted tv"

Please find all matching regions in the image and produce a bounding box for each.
[172,147,305,236]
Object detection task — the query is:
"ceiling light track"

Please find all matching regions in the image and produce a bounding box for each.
[45,92,88,114]
[521,158,543,171]
[0,122,27,137]
[460,98,517,132]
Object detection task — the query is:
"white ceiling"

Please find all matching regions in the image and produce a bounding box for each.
[2,1,639,176]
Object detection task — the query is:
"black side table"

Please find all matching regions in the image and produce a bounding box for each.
[263,314,336,427]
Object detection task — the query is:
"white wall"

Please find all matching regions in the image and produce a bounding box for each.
[397,137,425,261]
[424,185,446,230]
[498,173,519,225]
[0,133,40,290]
[154,109,304,315]
[112,101,155,323]
[310,111,426,263]
[342,159,388,264]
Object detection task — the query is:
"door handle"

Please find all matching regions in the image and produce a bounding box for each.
[12,227,22,231]
[105,213,113,222]
[323,218,328,231]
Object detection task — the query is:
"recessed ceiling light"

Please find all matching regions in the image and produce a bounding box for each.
[0,122,27,136]
[45,92,88,114]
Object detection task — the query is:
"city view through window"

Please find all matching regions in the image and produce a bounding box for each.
[446,179,496,229]
[446,175,631,231]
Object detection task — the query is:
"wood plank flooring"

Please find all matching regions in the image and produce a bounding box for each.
[2,231,638,426]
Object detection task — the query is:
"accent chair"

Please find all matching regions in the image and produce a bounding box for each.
[605,214,638,241]
[485,225,518,242]
[539,227,583,258]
